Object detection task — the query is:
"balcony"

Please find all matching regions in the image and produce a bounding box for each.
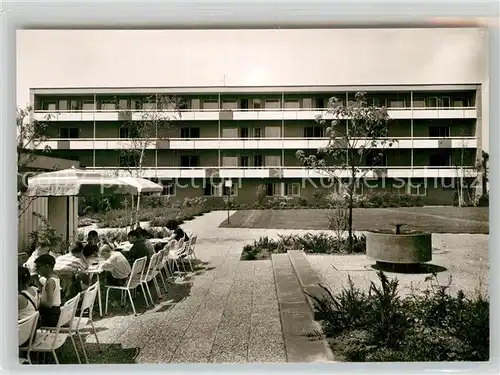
[32,105,477,122]
[35,136,477,151]
[90,166,477,179]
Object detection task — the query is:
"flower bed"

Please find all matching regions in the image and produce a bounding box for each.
[310,272,489,361]
[240,233,366,260]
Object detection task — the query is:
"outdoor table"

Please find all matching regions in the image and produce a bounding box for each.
[85,257,105,317]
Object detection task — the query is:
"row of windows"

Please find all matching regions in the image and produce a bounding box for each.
[147,181,430,198]
[36,92,476,111]
[56,125,459,139]
[118,150,457,168]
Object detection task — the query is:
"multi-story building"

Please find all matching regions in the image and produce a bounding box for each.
[30,84,482,205]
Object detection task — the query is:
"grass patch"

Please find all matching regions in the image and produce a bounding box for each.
[240,233,366,260]
[310,272,489,362]
[222,207,489,234]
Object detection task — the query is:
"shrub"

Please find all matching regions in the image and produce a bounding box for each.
[476,194,489,207]
[309,272,489,362]
[240,233,366,260]
[30,212,68,254]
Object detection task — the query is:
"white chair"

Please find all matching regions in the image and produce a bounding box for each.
[187,234,198,260]
[105,256,148,316]
[18,311,40,365]
[60,281,100,364]
[140,253,161,305]
[153,249,169,292]
[167,239,192,274]
[24,293,81,364]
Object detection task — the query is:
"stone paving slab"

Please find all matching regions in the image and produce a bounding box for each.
[271,253,335,363]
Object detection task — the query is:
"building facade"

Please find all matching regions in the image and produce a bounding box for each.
[31,84,482,205]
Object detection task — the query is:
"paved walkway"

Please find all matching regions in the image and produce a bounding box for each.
[79,211,287,364]
[67,210,488,364]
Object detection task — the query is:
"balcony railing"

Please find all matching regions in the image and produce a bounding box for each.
[89,166,477,179]
[35,136,478,150]
[32,106,477,121]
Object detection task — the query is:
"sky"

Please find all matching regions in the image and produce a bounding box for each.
[16,28,489,150]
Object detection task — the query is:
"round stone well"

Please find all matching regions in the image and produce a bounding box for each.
[366,224,432,270]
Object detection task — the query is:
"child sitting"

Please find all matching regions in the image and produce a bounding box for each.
[34,254,62,327]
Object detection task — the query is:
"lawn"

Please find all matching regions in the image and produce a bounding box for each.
[220,207,489,234]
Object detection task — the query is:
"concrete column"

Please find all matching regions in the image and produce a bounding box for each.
[47,196,78,250]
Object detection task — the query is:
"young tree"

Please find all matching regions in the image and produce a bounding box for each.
[17,106,53,218]
[296,92,394,252]
[115,94,182,225]
[17,105,52,171]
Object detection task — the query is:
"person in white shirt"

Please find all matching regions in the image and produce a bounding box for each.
[99,245,131,286]
[24,246,58,276]
[54,242,90,299]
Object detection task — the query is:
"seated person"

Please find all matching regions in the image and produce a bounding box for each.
[54,242,90,299]
[99,245,131,286]
[165,220,189,242]
[82,230,99,258]
[137,228,155,258]
[124,230,152,264]
[18,266,39,321]
[24,242,58,276]
[34,254,62,327]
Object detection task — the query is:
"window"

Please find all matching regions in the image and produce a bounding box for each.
[117,99,129,110]
[429,126,450,137]
[222,101,238,110]
[100,101,116,110]
[240,128,249,138]
[453,98,464,107]
[82,101,94,110]
[315,98,326,108]
[119,127,139,138]
[202,100,218,110]
[223,184,238,196]
[253,128,262,138]
[408,183,427,196]
[252,99,262,109]
[265,99,281,109]
[204,183,222,197]
[70,100,81,111]
[367,97,382,107]
[429,151,451,167]
[240,156,249,167]
[413,97,426,108]
[240,99,249,109]
[142,102,155,110]
[254,155,263,167]
[42,102,57,111]
[265,155,281,167]
[389,100,405,108]
[222,128,238,138]
[178,100,190,110]
[180,155,199,167]
[366,151,387,167]
[222,156,238,167]
[427,97,440,107]
[284,100,300,109]
[441,97,451,108]
[266,183,281,196]
[180,127,200,138]
[264,126,281,138]
[58,100,68,111]
[131,99,142,110]
[161,180,176,196]
[119,153,139,167]
[304,126,324,138]
[285,183,300,196]
[59,128,79,139]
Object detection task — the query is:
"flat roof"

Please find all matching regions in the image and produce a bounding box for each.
[30,84,480,96]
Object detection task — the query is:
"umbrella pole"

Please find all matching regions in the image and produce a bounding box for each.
[135,193,141,227]
[66,196,70,246]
